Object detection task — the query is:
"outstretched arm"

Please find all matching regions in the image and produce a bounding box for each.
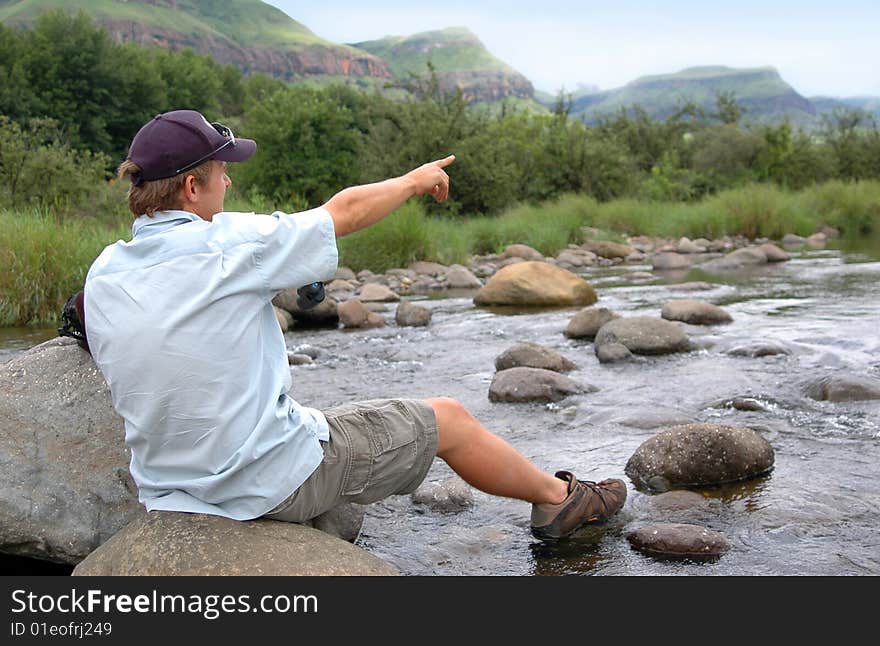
[323,155,455,238]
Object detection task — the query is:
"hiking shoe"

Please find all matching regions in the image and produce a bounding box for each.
[530,471,627,540]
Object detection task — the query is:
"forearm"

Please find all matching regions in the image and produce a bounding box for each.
[324,175,417,238]
[323,155,455,238]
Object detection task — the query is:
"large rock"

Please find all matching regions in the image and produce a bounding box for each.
[488,367,592,403]
[594,317,690,356]
[803,373,880,402]
[0,338,141,564]
[564,307,619,340]
[494,342,576,373]
[473,261,597,307]
[660,299,732,325]
[72,512,396,576]
[625,423,775,492]
[627,523,730,560]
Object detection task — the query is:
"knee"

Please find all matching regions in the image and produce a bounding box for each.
[426,397,478,457]
[425,397,469,427]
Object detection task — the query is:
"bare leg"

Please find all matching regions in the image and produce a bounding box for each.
[426,397,568,505]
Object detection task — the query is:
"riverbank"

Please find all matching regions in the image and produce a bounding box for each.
[2,180,879,326]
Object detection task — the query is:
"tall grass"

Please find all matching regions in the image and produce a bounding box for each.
[0,208,131,326]
[3,180,879,326]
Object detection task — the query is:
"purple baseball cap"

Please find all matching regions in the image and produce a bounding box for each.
[127,110,256,185]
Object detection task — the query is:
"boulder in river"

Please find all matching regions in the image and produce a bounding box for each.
[594,317,690,356]
[474,261,597,307]
[661,299,733,325]
[444,264,483,289]
[489,367,593,403]
[582,239,633,259]
[652,252,692,271]
[625,423,775,492]
[564,306,619,340]
[803,373,880,402]
[272,290,339,328]
[501,244,544,261]
[494,342,576,373]
[627,523,730,561]
[338,299,385,328]
[73,512,395,576]
[700,247,768,271]
[358,283,400,302]
[395,301,432,327]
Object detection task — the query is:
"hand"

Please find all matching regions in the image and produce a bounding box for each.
[407,155,455,202]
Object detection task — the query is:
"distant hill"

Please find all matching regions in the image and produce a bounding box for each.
[809,96,880,121]
[0,0,392,82]
[555,66,818,126]
[353,27,534,104]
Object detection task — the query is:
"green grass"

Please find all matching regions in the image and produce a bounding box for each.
[0,208,131,326]
[3,180,879,326]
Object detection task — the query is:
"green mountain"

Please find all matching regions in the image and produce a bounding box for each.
[353,27,534,103]
[0,0,392,81]
[561,66,817,126]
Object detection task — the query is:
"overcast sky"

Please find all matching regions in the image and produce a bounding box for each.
[266,0,878,98]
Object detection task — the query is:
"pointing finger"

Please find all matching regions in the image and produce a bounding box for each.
[434,155,456,169]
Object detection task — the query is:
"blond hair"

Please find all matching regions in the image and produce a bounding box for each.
[117,160,213,217]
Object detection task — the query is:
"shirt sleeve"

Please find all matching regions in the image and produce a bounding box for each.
[246,207,339,295]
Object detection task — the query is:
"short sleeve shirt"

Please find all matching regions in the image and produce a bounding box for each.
[84,208,338,520]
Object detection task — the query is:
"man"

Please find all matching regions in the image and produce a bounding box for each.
[85,109,626,543]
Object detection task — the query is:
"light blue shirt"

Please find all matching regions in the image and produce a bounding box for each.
[84,208,338,520]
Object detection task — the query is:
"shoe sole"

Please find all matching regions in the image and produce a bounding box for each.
[531,513,612,542]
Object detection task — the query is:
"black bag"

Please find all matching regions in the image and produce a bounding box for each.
[58,290,90,353]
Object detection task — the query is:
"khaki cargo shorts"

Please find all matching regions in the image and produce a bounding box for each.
[264,399,438,523]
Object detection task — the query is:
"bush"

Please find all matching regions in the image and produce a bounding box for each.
[0,117,119,216]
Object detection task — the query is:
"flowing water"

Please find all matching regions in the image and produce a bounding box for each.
[3,244,879,575]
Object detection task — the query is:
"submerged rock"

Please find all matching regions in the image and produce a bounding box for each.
[489,367,593,403]
[594,317,690,356]
[474,262,597,307]
[411,476,474,513]
[494,342,576,373]
[625,423,775,492]
[661,299,733,325]
[627,523,730,560]
[724,342,791,358]
[73,512,395,576]
[803,373,880,402]
[395,301,432,327]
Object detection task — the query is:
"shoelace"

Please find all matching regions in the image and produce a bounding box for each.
[578,479,615,514]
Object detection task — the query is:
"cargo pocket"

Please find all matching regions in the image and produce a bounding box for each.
[362,403,416,456]
[336,413,374,497]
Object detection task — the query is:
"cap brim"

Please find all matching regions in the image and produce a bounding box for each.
[214,138,256,163]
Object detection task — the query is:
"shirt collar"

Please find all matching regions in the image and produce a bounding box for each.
[132,210,203,238]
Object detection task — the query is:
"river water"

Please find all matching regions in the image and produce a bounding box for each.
[3,244,879,575]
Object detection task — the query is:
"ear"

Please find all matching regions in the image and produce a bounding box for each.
[181,174,199,204]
